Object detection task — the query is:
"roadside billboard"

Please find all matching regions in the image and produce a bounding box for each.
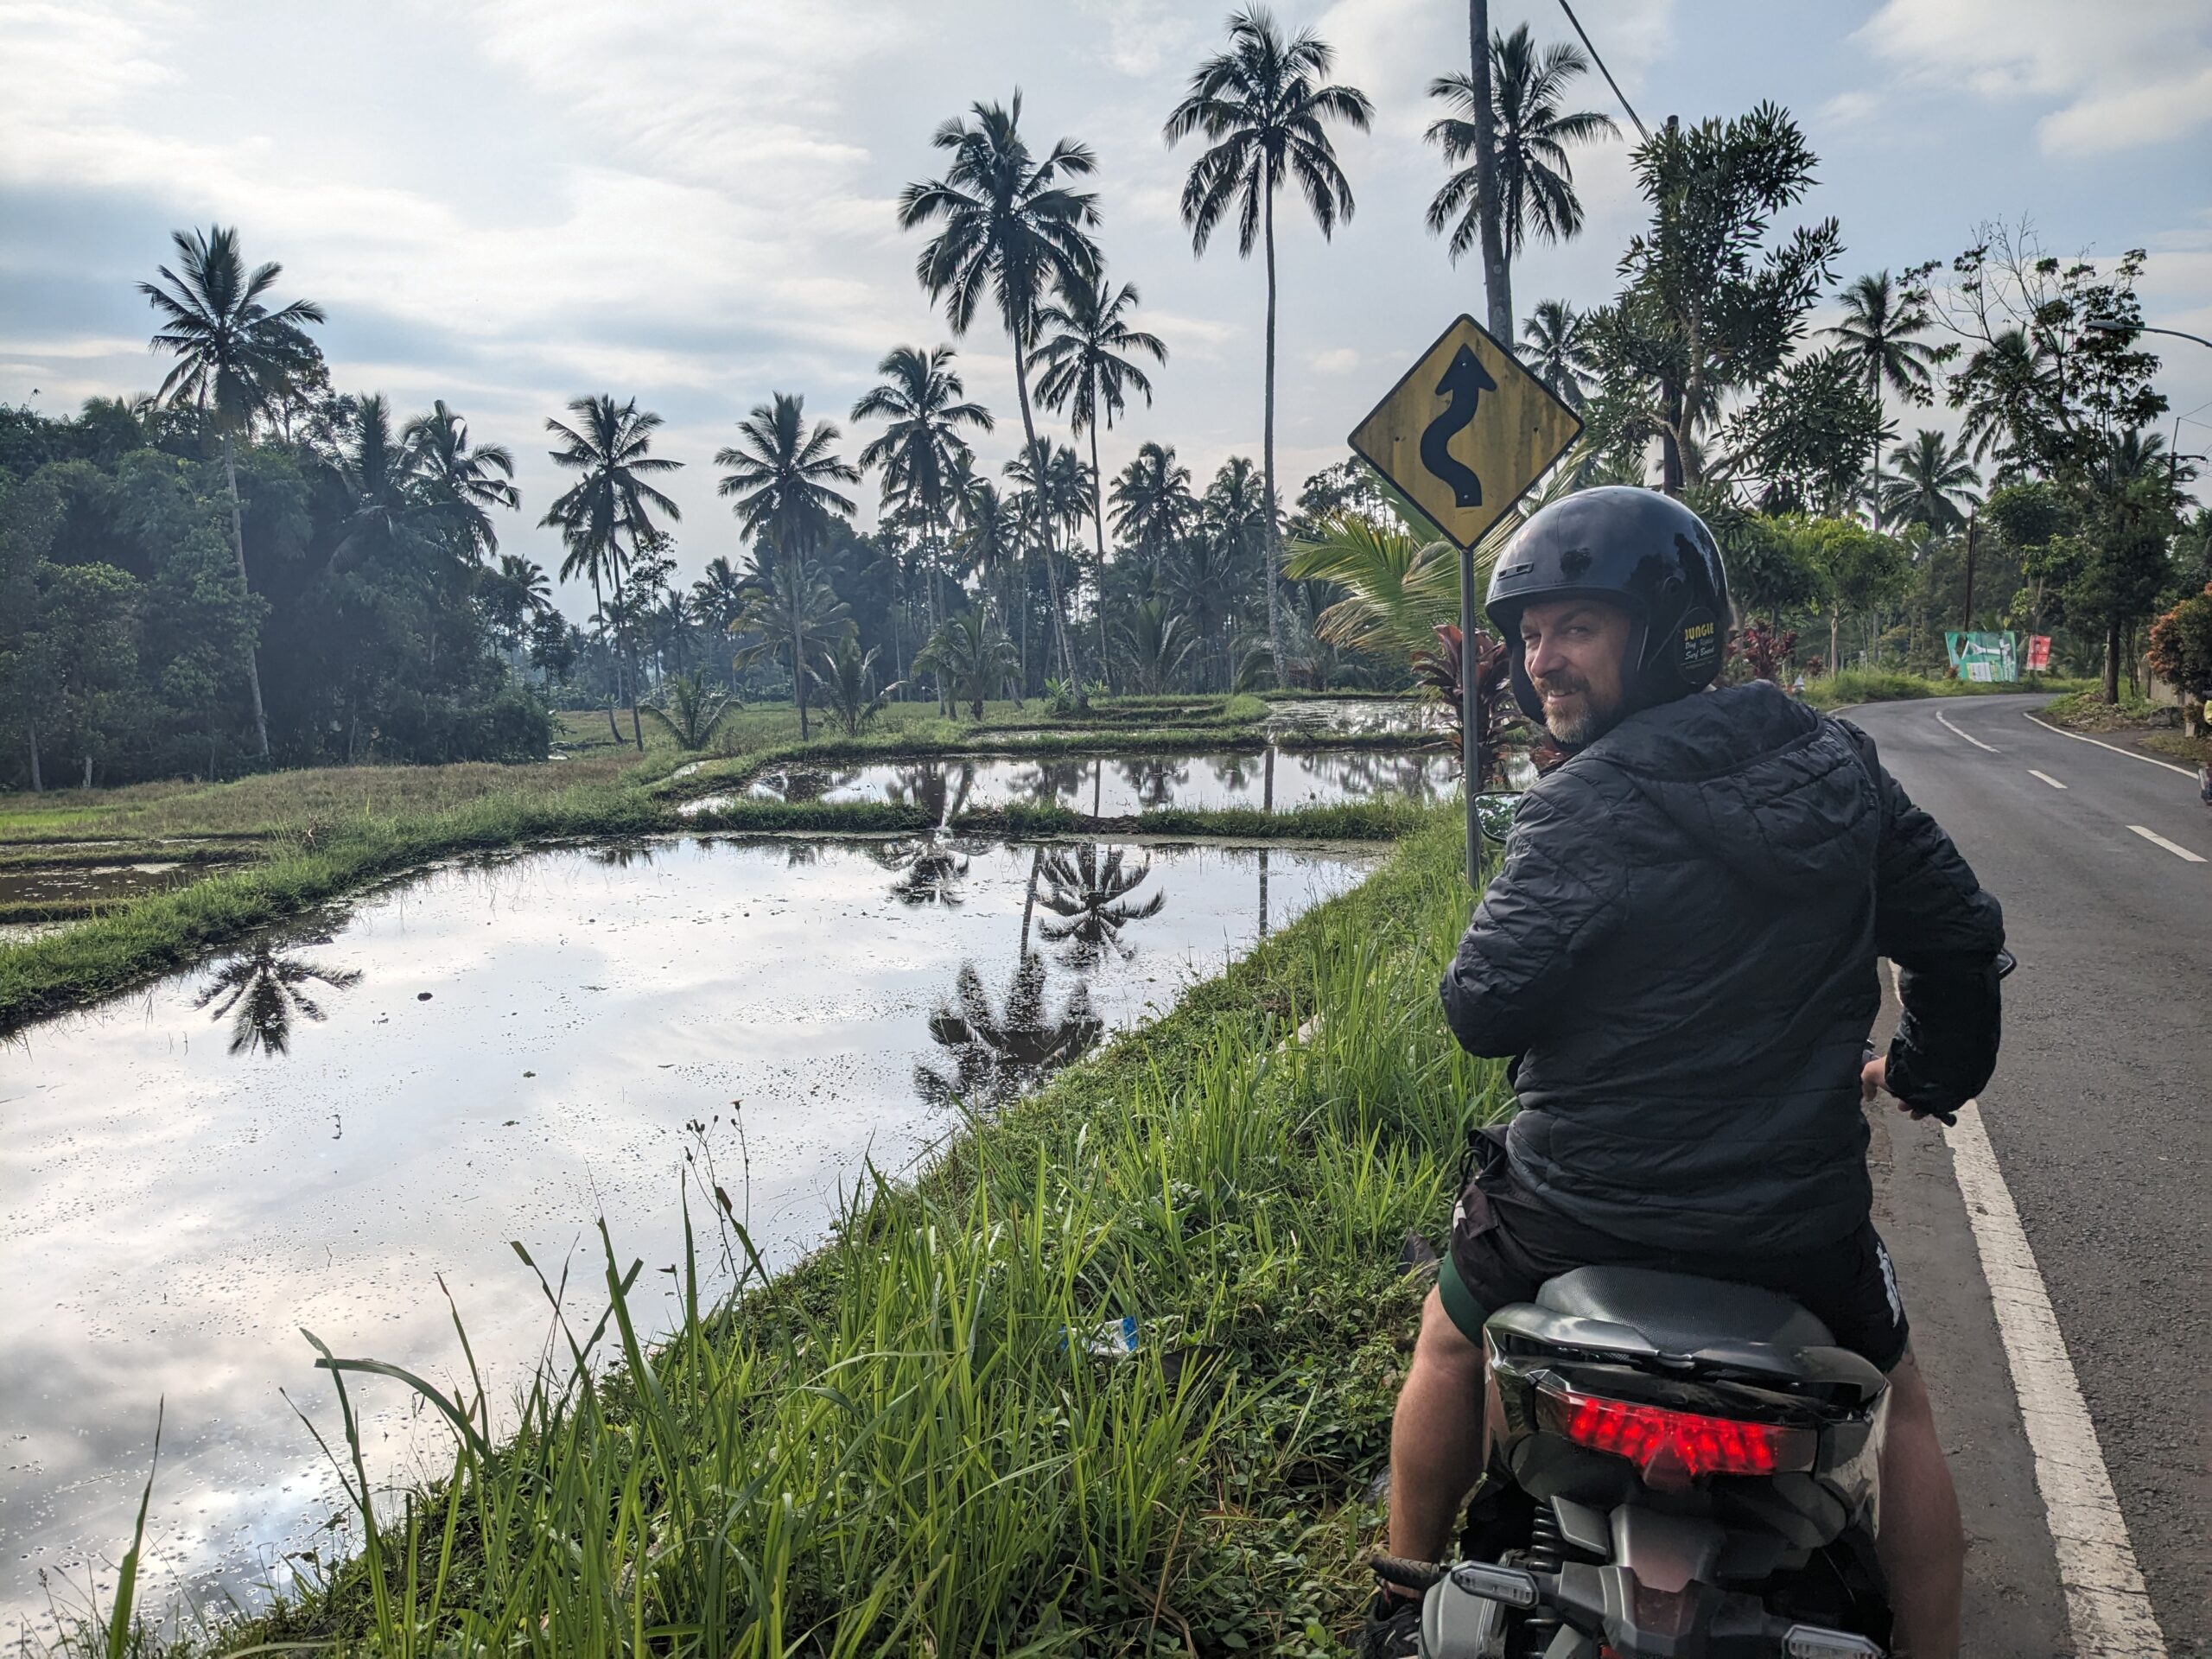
[2026,634,2052,672]
[1945,631,2020,683]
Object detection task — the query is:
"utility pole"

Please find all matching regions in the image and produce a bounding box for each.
[1961,511,1976,633]
[1468,0,1510,342]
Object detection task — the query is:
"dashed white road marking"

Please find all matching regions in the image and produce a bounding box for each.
[1936,709,2000,752]
[2126,824,2206,862]
[2022,712,2197,779]
[2028,770,2069,790]
[1942,1102,2169,1657]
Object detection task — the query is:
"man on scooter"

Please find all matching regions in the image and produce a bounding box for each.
[1367,487,2005,1659]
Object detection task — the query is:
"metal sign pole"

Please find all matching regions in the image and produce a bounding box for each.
[1461,543,1480,887]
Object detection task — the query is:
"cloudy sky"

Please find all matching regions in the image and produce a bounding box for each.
[3,0,2207,614]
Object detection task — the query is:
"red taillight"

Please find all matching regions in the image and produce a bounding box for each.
[1536,1382,1814,1486]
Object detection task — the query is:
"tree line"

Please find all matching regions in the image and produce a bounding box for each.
[4,6,2204,789]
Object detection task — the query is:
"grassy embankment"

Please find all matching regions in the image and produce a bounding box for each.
[65,809,1498,1659]
[2036,687,2211,767]
[1796,668,2094,711]
[0,696,1442,1030]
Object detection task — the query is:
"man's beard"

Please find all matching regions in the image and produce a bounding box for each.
[1535,675,1624,746]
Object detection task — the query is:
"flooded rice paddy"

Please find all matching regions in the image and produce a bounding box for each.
[0,833,1377,1630]
[683,746,1457,820]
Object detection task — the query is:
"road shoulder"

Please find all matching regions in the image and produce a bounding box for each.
[1869,983,2072,1658]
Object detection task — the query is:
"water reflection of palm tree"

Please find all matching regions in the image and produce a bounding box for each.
[1012,759,1085,809]
[194,944,363,1057]
[914,955,1103,1109]
[872,836,972,905]
[1116,755,1188,811]
[753,765,853,804]
[587,842,657,868]
[1033,845,1166,965]
[885,760,976,826]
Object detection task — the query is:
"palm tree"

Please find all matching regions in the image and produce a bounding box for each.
[1115,597,1199,694]
[542,395,683,750]
[1109,441,1197,587]
[809,637,899,736]
[402,399,518,561]
[141,225,326,759]
[899,93,1101,693]
[732,551,853,741]
[1521,300,1594,410]
[1166,9,1372,687]
[914,956,1103,1110]
[1882,430,1981,534]
[644,669,738,750]
[690,556,751,637]
[715,392,861,575]
[1166,531,1253,691]
[916,607,1021,719]
[1033,846,1167,965]
[1286,443,1586,667]
[1823,272,1939,531]
[327,394,423,573]
[1006,440,1094,692]
[1425,26,1617,316]
[1954,327,2050,474]
[1032,275,1167,686]
[852,346,992,709]
[194,944,361,1058]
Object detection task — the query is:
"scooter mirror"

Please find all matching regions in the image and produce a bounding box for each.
[1474,791,1525,847]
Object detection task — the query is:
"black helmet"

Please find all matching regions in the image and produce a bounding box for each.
[1484,486,1730,721]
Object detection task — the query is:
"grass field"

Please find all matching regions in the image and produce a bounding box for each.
[54,809,1498,1659]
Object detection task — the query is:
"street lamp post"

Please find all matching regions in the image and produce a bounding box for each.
[2083,317,2212,353]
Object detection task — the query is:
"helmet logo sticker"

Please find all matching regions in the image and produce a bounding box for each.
[1678,607,1719,674]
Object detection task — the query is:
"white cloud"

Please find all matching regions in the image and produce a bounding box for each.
[1852,0,2212,155]
[1308,346,1360,373]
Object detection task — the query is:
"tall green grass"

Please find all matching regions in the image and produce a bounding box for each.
[54,815,1504,1657]
[1797,670,2092,711]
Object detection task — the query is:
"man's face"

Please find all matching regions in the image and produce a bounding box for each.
[1519,598,1635,745]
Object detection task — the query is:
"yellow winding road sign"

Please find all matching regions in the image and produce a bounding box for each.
[1347,315,1583,550]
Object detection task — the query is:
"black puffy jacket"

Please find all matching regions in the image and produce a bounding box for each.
[1440,681,2005,1255]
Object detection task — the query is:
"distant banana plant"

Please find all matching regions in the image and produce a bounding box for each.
[644,669,738,750]
[809,637,901,738]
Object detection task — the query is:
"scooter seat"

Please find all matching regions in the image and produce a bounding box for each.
[1535,1266,1834,1358]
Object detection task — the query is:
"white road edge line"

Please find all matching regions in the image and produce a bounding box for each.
[2028,770,2069,790]
[2021,711,2196,779]
[1942,1102,2170,1657]
[1884,961,2167,1656]
[2127,824,2207,863]
[1935,709,2000,752]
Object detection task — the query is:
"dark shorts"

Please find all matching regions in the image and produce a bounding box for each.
[1442,1130,1910,1372]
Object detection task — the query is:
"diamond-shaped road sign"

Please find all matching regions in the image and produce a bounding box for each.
[1347,314,1582,550]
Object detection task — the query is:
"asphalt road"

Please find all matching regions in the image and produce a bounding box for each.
[1847,693,2209,1653]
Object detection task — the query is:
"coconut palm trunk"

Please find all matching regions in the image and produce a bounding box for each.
[794,609,810,740]
[1262,188,1285,686]
[1088,422,1116,694]
[222,434,271,758]
[1468,0,1511,340]
[1013,362,1080,690]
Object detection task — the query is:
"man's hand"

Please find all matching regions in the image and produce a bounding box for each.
[1865,1054,1947,1121]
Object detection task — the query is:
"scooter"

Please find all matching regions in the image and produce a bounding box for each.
[1403,1264,1894,1658]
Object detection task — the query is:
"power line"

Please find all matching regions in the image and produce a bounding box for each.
[1556,0,1649,143]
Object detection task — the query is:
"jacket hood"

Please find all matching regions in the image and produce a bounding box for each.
[1569,681,1879,893]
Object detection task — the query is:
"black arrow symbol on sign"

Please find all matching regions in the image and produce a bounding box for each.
[1419,344,1497,508]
